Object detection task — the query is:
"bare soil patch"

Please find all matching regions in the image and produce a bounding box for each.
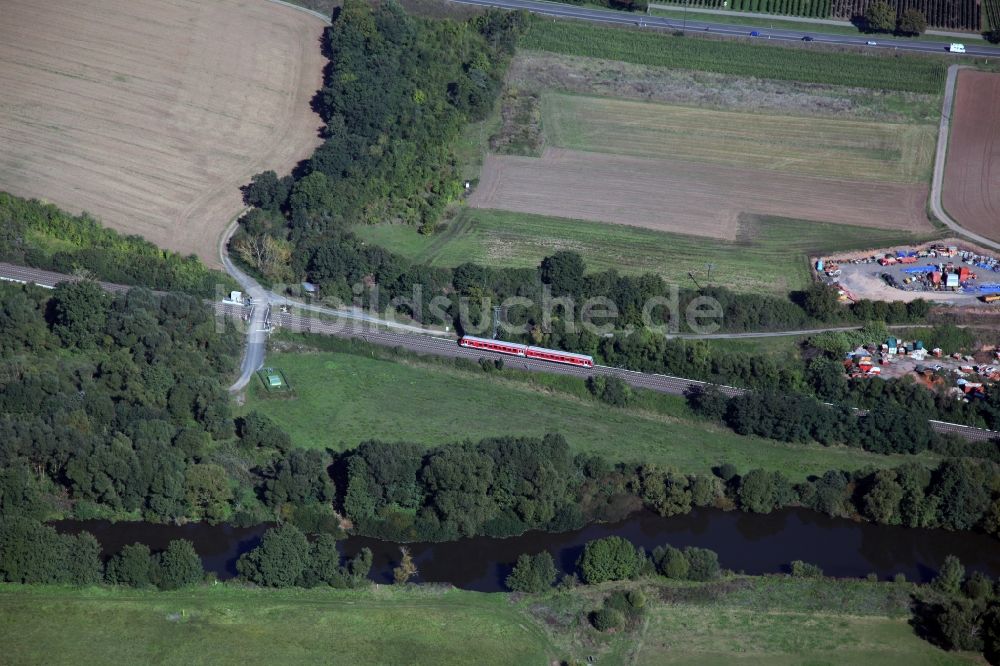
[942,70,1000,244]
[0,0,326,267]
[471,149,932,241]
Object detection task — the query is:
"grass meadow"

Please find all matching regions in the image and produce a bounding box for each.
[0,585,554,666]
[541,92,936,183]
[0,577,970,665]
[242,343,941,480]
[354,210,938,294]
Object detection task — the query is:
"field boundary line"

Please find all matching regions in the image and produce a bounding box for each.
[264,0,332,25]
[930,65,1000,252]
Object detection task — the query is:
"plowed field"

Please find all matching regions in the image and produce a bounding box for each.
[0,0,326,266]
[472,149,932,240]
[942,70,1000,243]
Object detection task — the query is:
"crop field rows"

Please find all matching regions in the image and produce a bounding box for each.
[0,0,325,267]
[987,0,1000,29]
[540,93,935,183]
[665,0,834,16]
[831,0,981,29]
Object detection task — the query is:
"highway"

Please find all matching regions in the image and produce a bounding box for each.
[1,260,996,442]
[450,0,1000,56]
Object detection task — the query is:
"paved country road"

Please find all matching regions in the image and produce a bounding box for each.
[219,220,272,392]
[450,0,1000,56]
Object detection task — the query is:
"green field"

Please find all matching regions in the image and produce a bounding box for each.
[354,210,937,294]
[243,345,940,479]
[0,585,554,666]
[520,19,953,93]
[537,577,974,665]
[637,605,968,665]
[541,92,935,182]
[0,577,971,665]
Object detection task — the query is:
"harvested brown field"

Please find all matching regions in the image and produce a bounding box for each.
[471,148,932,241]
[0,0,326,267]
[942,70,1000,243]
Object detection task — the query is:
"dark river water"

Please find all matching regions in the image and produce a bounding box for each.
[56,507,1000,592]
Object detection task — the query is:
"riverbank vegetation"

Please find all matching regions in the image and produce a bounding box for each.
[0,193,232,297]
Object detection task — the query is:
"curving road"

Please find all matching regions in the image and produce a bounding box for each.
[219,219,272,392]
[450,0,1000,56]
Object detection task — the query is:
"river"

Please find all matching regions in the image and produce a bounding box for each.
[56,507,1000,592]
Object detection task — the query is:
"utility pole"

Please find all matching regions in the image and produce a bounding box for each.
[491,305,501,339]
[687,271,702,289]
[706,262,715,282]
[683,0,689,33]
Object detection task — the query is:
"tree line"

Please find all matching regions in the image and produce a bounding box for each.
[689,385,1000,460]
[0,193,231,298]
[338,435,1000,541]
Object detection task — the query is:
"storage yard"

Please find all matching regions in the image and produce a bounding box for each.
[0,0,326,267]
[844,336,1000,400]
[819,242,1000,304]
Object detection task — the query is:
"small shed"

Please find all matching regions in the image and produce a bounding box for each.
[301,282,318,294]
[266,373,284,388]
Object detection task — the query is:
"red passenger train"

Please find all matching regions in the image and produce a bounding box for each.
[458,335,594,368]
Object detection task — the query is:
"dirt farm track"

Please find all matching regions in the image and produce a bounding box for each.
[942,70,1000,244]
[0,0,326,267]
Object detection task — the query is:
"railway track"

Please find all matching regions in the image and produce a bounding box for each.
[3,262,995,443]
[272,310,992,442]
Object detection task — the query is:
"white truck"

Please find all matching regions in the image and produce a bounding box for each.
[949,43,966,53]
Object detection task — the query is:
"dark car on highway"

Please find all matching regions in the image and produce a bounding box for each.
[802,35,814,41]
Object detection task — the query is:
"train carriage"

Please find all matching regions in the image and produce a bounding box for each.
[458,335,594,368]
[457,336,528,356]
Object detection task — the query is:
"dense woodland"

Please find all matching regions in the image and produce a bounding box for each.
[0,193,230,298]
[1,276,995,545]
